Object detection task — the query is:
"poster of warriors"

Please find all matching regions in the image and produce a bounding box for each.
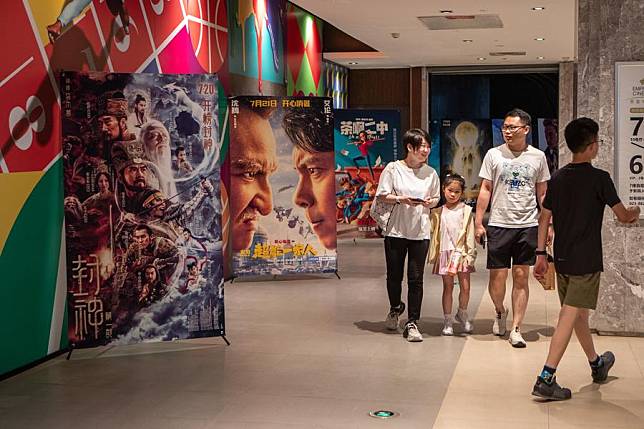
[61,72,224,347]
[229,96,337,276]
[333,109,400,238]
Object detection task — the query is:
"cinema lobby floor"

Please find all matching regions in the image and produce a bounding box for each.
[1,240,644,429]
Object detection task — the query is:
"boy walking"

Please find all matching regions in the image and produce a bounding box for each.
[532,118,640,400]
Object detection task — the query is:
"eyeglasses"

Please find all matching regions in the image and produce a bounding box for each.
[501,125,526,133]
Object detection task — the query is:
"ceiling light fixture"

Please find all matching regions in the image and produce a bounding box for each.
[440,10,453,14]
[348,62,358,65]
[463,39,473,43]
[537,56,545,60]
[477,57,486,61]
[535,37,545,41]
[532,7,545,11]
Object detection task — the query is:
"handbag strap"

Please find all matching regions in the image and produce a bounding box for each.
[382,162,401,231]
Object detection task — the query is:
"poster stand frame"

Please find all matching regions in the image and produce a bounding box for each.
[66,335,231,360]
[229,270,341,283]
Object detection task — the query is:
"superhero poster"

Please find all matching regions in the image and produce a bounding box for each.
[333,109,400,238]
[441,119,493,205]
[61,72,224,347]
[229,96,336,277]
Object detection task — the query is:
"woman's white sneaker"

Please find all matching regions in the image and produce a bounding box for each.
[403,321,423,342]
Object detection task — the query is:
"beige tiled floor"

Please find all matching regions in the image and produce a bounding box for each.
[434,250,644,429]
[1,239,643,428]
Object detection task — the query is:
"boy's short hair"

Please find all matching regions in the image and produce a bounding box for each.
[505,108,532,127]
[564,117,599,153]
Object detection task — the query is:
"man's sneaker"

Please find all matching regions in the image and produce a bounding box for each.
[492,308,508,336]
[509,327,527,348]
[403,321,423,342]
[385,302,405,330]
[455,309,473,334]
[591,351,615,383]
[532,376,572,401]
[442,317,454,336]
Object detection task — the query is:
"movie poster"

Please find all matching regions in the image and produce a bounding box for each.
[229,96,336,276]
[537,118,559,174]
[441,119,493,204]
[61,72,224,347]
[333,109,400,238]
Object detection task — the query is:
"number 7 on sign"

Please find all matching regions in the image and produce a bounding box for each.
[631,117,644,137]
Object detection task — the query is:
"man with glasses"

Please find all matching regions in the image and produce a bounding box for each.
[475,108,550,348]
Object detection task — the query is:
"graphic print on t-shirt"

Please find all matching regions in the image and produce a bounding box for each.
[499,162,535,193]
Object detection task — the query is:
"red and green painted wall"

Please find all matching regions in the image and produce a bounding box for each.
[0,0,324,377]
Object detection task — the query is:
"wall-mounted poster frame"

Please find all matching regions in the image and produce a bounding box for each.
[615,62,644,218]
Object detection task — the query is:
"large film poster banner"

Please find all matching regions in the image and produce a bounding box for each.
[334,109,400,238]
[441,119,492,205]
[230,96,336,276]
[61,72,224,347]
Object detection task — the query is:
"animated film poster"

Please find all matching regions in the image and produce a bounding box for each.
[441,119,493,205]
[229,96,336,276]
[61,72,224,347]
[334,109,400,238]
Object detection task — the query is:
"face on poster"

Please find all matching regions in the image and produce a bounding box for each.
[441,119,492,203]
[333,109,400,238]
[229,96,336,276]
[537,118,559,174]
[61,72,224,347]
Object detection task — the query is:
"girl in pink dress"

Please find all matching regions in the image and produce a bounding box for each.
[428,174,477,336]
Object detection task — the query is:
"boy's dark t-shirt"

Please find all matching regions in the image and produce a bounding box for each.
[543,162,621,275]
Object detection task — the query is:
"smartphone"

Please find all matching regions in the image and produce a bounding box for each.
[479,235,486,249]
[410,197,424,203]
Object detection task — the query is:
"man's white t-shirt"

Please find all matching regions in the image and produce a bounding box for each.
[376,160,440,240]
[479,144,550,228]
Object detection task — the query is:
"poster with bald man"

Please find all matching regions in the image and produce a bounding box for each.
[440,119,493,205]
[61,71,225,348]
[229,96,337,277]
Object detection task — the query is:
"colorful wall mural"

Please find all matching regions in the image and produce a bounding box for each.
[286,3,323,97]
[0,0,228,376]
[323,61,348,109]
[227,0,286,94]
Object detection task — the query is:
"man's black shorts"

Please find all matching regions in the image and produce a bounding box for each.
[486,225,537,269]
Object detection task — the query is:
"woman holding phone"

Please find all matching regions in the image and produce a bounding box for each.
[374,128,440,342]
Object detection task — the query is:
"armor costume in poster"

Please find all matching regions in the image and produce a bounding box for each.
[61,71,225,347]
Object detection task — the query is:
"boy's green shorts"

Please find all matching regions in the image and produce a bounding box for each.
[557,272,601,310]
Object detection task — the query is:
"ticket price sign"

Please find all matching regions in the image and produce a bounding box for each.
[616,62,644,218]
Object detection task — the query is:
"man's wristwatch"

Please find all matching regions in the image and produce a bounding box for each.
[535,249,547,256]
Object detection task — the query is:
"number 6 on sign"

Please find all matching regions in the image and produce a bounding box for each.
[631,155,643,174]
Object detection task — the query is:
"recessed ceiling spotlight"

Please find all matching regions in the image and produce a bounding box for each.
[537,56,545,60]
[440,10,453,14]
[477,57,486,61]
[463,39,473,43]
[348,62,358,65]
[535,37,545,41]
[532,7,545,11]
